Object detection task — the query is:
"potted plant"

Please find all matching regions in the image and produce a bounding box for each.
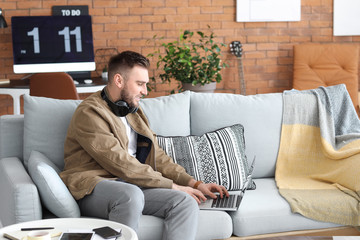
[148,26,228,94]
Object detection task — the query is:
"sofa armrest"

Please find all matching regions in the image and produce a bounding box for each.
[0,115,24,160]
[0,157,42,226]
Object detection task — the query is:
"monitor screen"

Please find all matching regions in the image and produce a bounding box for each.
[11,15,95,74]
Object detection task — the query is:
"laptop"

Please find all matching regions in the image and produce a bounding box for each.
[199,156,255,211]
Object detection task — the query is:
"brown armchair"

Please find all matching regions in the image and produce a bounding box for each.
[293,43,359,113]
[29,72,80,100]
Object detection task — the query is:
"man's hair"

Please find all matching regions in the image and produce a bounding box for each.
[108,51,150,83]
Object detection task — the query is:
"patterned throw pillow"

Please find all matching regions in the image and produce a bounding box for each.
[157,124,255,191]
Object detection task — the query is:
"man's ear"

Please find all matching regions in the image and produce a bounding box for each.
[113,73,125,89]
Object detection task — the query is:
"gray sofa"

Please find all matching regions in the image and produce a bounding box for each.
[0,91,340,239]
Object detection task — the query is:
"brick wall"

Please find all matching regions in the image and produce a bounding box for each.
[0,0,359,115]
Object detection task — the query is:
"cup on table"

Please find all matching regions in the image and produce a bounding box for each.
[26,231,51,240]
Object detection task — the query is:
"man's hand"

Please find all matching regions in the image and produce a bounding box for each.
[172,183,207,204]
[197,182,229,200]
[173,180,230,204]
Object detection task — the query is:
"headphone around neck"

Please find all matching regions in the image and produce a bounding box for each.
[101,87,138,117]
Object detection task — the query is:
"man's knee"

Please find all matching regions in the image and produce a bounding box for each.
[110,183,145,213]
[183,193,199,212]
[172,191,199,214]
[107,183,144,231]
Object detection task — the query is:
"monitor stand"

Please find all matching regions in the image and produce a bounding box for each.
[21,73,34,80]
[68,71,91,83]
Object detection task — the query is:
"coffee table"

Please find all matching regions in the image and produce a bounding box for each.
[0,218,137,240]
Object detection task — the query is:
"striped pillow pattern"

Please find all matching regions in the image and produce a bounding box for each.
[157,124,253,191]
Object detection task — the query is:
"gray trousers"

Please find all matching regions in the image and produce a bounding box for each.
[78,180,199,240]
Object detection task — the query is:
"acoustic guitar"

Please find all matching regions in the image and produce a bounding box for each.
[230,41,246,96]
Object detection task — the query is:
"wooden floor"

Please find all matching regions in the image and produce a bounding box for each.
[250,237,332,240]
[223,226,360,240]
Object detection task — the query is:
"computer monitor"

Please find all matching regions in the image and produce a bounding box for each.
[11,15,95,74]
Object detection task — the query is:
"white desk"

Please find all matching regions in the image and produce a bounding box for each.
[0,218,138,240]
[0,79,106,115]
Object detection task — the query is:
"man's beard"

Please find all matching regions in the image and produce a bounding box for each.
[120,84,139,109]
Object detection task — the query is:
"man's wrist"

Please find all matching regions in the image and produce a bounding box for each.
[193,180,203,189]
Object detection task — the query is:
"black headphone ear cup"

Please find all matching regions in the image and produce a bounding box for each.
[113,100,130,117]
[101,88,138,117]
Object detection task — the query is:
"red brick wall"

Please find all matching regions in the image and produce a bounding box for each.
[0,0,359,115]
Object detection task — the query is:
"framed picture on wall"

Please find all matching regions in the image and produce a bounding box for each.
[333,0,360,36]
[236,0,301,22]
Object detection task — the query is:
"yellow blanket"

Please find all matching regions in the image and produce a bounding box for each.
[275,84,360,226]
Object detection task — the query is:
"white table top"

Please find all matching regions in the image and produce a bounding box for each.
[0,218,137,240]
[0,79,106,115]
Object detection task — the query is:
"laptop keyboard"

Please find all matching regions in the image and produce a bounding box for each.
[212,195,237,208]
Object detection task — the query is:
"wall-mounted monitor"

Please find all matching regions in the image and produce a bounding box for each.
[11,15,95,74]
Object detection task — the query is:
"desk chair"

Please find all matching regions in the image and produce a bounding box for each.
[30,72,80,100]
[293,43,359,114]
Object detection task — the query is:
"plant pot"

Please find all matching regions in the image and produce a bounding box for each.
[182,82,217,93]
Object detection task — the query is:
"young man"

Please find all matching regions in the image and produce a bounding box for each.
[60,51,228,240]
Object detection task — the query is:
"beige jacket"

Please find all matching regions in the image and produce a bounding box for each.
[60,91,193,200]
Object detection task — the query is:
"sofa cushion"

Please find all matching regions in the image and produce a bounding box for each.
[23,95,82,170]
[157,124,255,190]
[230,178,340,237]
[138,210,233,240]
[190,92,283,179]
[140,91,191,136]
[28,150,80,218]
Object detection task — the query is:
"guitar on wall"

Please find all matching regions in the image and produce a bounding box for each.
[230,41,246,96]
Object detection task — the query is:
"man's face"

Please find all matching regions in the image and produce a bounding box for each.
[119,66,149,109]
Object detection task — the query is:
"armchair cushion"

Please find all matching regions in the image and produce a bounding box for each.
[28,150,80,218]
[293,43,359,112]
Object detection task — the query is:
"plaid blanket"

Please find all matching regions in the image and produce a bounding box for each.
[275,84,360,226]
